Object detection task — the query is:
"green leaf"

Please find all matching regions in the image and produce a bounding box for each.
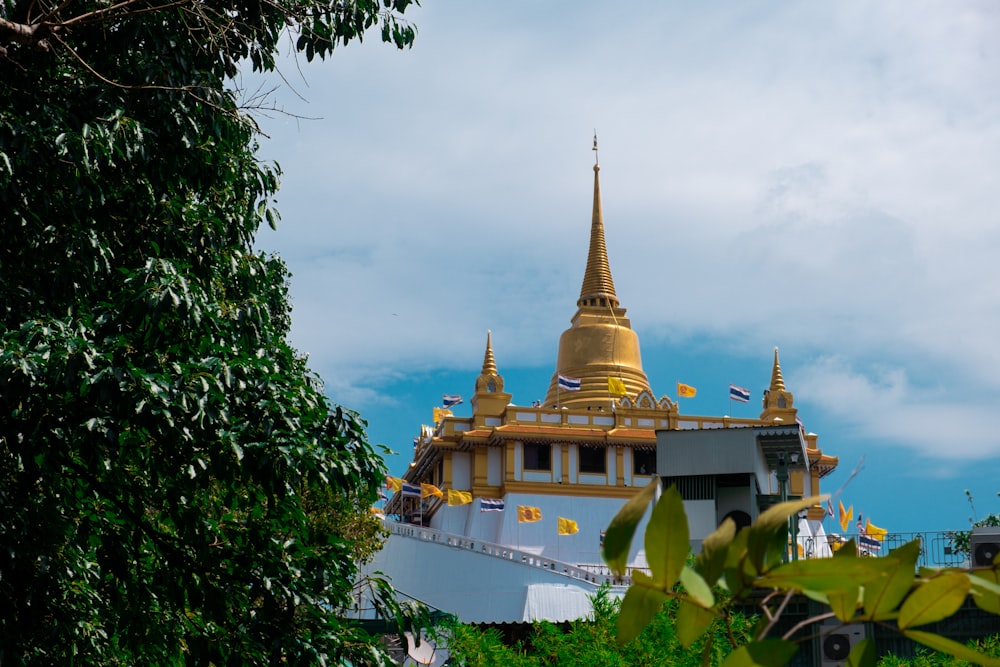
[846,638,877,667]
[719,639,798,667]
[827,587,861,622]
[897,571,970,629]
[756,554,890,592]
[616,576,668,645]
[746,495,827,571]
[680,565,714,608]
[695,516,736,587]
[723,529,755,596]
[862,540,920,620]
[971,568,1000,614]
[645,484,689,587]
[753,495,827,537]
[603,475,658,576]
[903,629,1000,667]
[677,599,716,649]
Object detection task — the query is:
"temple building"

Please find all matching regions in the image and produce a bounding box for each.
[371,147,839,624]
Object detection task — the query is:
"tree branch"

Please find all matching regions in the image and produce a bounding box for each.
[0,15,55,48]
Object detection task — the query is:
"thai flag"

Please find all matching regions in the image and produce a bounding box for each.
[859,534,881,551]
[401,482,421,497]
[442,394,463,408]
[729,384,751,403]
[480,498,505,512]
[557,374,581,391]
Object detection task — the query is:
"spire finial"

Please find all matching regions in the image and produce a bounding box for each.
[593,131,599,168]
[481,330,497,376]
[770,346,786,391]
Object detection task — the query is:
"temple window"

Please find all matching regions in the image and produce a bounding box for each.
[579,445,606,474]
[634,449,655,476]
[523,443,551,471]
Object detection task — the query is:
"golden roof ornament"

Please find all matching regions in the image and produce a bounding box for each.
[578,133,619,309]
[481,330,497,376]
[770,347,786,392]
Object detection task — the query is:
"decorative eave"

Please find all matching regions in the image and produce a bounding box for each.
[489,424,608,445]
[810,453,839,478]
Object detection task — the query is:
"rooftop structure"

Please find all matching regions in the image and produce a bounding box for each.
[370,143,840,623]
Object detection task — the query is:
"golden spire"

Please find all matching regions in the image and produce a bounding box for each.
[543,141,652,409]
[577,133,619,310]
[473,329,509,418]
[761,346,796,422]
[770,347,786,391]
[481,329,497,376]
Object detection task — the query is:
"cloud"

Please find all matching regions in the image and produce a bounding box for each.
[248,1,1000,465]
[794,356,1000,461]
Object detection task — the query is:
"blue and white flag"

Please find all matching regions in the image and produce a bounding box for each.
[729,384,751,403]
[557,374,581,391]
[859,534,881,551]
[480,498,505,512]
[401,482,421,497]
[442,394,463,408]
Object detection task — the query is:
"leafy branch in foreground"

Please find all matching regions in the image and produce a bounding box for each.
[1,0,422,662]
[603,478,1000,667]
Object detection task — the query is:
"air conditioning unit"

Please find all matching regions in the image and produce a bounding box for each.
[819,618,866,667]
[970,526,1000,567]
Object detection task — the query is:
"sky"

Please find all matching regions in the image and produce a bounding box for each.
[248,1,1000,535]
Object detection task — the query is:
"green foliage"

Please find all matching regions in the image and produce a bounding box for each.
[878,635,1000,666]
[949,490,1000,558]
[0,0,419,663]
[445,586,756,667]
[604,478,1000,667]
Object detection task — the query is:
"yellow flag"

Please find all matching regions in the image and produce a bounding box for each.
[677,382,697,398]
[557,517,579,535]
[517,505,542,523]
[447,489,473,506]
[432,407,452,423]
[838,500,853,533]
[608,377,627,396]
[421,483,443,499]
[385,476,402,493]
[866,518,887,541]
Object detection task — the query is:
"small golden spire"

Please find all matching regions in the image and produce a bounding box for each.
[578,135,618,309]
[481,330,497,376]
[770,347,786,391]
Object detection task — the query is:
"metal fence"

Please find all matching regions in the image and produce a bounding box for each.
[812,530,968,567]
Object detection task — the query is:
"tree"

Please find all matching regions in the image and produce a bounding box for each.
[603,480,1000,667]
[0,0,418,663]
[950,490,1000,559]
